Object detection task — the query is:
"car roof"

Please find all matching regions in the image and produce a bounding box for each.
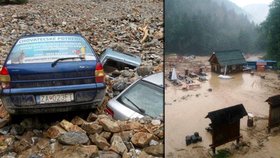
[19,33,83,39]
[142,72,163,87]
[100,48,141,66]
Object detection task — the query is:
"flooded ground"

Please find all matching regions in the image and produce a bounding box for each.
[165,56,280,158]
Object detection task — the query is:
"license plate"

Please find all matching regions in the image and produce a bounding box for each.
[38,93,74,104]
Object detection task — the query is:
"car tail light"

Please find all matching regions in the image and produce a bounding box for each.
[95,62,105,83]
[0,67,10,89]
[105,106,114,117]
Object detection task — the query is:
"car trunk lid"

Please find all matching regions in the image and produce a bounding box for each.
[7,60,97,88]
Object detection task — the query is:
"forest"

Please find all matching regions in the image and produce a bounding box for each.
[165,0,267,56]
[262,0,280,63]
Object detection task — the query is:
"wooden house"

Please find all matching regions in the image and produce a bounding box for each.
[205,104,247,153]
[266,95,280,133]
[209,50,246,74]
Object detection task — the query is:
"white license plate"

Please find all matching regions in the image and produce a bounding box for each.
[38,93,74,104]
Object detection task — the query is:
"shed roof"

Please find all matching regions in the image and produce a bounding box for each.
[266,95,280,107]
[205,104,247,126]
[209,50,246,66]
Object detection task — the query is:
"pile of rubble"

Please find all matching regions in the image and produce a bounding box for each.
[0,107,163,157]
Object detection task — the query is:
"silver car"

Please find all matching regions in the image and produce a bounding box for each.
[106,72,163,120]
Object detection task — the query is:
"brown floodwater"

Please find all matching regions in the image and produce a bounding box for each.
[165,72,280,157]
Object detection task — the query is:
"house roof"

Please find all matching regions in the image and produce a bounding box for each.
[205,104,247,126]
[209,50,246,66]
[266,95,280,107]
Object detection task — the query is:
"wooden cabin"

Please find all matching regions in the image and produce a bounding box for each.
[266,95,280,133]
[205,104,247,153]
[209,50,246,74]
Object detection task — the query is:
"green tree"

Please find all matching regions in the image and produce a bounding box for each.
[264,0,280,61]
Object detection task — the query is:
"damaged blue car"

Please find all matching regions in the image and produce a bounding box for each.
[0,34,106,114]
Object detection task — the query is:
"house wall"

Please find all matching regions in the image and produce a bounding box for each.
[210,64,243,74]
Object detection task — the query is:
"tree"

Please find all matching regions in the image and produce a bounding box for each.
[263,0,280,62]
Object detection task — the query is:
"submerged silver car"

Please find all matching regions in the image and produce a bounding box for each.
[106,72,163,120]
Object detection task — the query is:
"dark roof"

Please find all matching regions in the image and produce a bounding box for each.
[266,95,280,107]
[210,50,246,66]
[205,104,247,126]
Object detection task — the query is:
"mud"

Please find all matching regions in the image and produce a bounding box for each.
[165,56,280,158]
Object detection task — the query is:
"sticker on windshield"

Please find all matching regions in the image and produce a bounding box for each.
[7,36,96,64]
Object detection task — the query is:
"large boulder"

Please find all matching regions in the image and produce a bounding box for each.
[89,133,110,150]
[110,135,127,154]
[131,132,153,148]
[99,118,120,133]
[81,122,103,134]
[57,131,89,145]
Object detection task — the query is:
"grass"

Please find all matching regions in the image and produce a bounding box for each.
[214,149,231,158]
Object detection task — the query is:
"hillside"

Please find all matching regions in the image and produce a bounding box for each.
[165,0,259,55]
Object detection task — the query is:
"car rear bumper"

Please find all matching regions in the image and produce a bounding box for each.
[1,83,106,114]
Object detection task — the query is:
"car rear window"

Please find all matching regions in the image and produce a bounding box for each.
[117,80,163,117]
[7,35,96,64]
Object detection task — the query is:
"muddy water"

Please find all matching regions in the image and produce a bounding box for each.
[165,72,279,156]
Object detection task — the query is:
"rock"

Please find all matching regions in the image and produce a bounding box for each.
[0,125,11,135]
[118,121,142,131]
[77,145,99,157]
[53,145,95,158]
[121,70,134,78]
[112,131,133,142]
[59,119,85,133]
[81,122,103,134]
[99,118,120,133]
[136,66,153,77]
[36,138,50,150]
[57,131,89,145]
[20,118,42,129]
[10,124,25,135]
[0,105,8,118]
[89,133,110,150]
[149,139,159,146]
[100,131,112,140]
[14,139,31,153]
[131,132,153,148]
[71,116,87,126]
[0,117,10,129]
[143,144,163,156]
[62,21,67,26]
[138,151,154,158]
[112,70,121,77]
[2,152,17,158]
[154,30,163,40]
[47,125,66,139]
[154,127,163,139]
[87,113,98,122]
[98,151,121,158]
[110,135,127,154]
[112,80,127,91]
[151,119,161,126]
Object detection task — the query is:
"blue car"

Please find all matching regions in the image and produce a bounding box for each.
[0,34,106,114]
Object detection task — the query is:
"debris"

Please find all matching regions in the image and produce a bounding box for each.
[139,24,149,43]
[185,132,202,146]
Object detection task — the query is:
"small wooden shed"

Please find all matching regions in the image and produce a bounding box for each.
[209,50,246,74]
[266,95,280,133]
[205,104,247,153]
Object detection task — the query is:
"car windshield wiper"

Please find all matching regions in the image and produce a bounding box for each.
[51,56,84,67]
[124,96,145,114]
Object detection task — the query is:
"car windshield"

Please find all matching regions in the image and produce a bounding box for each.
[117,80,163,117]
[7,35,96,64]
